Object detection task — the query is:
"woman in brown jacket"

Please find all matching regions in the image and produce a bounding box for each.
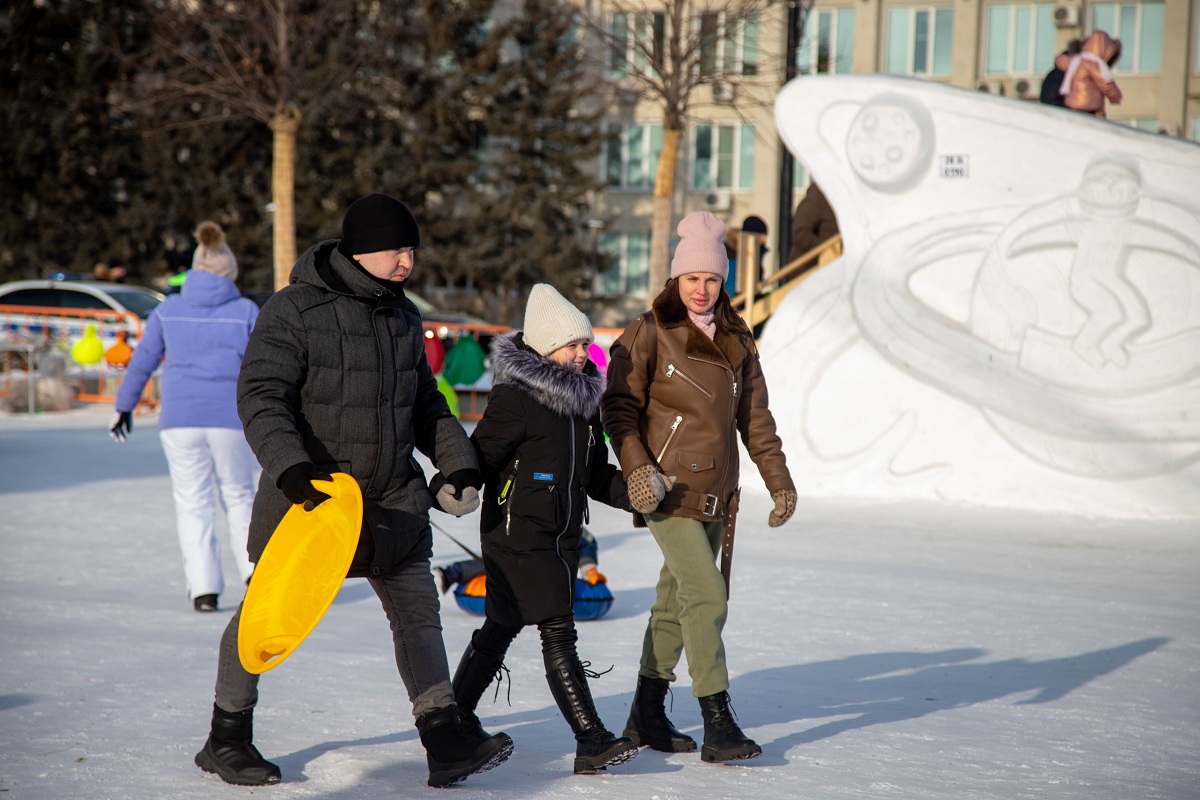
[601,211,797,763]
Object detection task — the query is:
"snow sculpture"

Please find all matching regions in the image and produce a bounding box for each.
[760,75,1200,518]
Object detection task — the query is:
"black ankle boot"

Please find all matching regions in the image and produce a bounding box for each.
[417,705,513,787]
[698,691,761,762]
[194,703,281,785]
[623,675,697,752]
[546,660,638,774]
[451,636,506,739]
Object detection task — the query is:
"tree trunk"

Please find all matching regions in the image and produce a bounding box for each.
[649,126,682,293]
[269,103,301,291]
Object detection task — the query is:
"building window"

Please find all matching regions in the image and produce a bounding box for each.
[1089,1,1164,74]
[603,122,662,190]
[609,11,665,76]
[797,7,856,74]
[699,11,759,77]
[984,3,1057,76]
[599,231,651,295]
[1190,118,1200,142]
[691,124,755,190]
[885,6,954,76]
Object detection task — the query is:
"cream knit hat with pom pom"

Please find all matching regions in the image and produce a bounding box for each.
[191,221,239,281]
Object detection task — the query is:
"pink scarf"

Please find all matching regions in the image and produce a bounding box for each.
[688,310,716,339]
[1061,52,1114,95]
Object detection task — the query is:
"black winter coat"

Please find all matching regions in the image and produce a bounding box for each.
[237,241,477,578]
[471,332,631,627]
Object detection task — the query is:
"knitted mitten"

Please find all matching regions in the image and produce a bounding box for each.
[768,489,797,527]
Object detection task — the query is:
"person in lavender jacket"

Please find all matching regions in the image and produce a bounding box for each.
[110,221,259,613]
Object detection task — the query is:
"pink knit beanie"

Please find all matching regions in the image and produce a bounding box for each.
[670,211,729,280]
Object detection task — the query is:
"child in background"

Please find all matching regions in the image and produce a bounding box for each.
[450,284,638,775]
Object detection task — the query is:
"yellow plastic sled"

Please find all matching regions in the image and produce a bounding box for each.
[238,473,363,674]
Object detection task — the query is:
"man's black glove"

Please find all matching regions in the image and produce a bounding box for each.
[278,463,333,509]
[109,411,133,443]
[429,469,481,517]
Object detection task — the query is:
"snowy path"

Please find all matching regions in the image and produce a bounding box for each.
[1,405,1197,799]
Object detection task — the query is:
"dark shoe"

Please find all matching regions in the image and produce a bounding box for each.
[623,675,697,753]
[546,659,638,774]
[698,691,761,762]
[194,594,218,613]
[194,704,281,785]
[417,706,513,787]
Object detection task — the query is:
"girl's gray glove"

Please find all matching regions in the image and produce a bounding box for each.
[429,469,481,517]
[627,465,675,514]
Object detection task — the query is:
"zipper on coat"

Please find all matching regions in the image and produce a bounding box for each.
[665,362,713,399]
[501,458,520,536]
[656,414,683,464]
[556,419,577,598]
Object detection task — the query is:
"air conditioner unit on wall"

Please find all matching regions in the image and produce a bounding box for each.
[1013,78,1039,99]
[706,188,732,211]
[977,79,1005,95]
[1053,1,1080,28]
[711,81,736,103]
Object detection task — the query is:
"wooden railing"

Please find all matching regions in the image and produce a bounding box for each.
[730,234,843,333]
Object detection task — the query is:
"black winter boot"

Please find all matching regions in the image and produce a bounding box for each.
[698,691,762,762]
[417,705,513,787]
[546,660,638,774]
[452,637,506,739]
[623,675,697,752]
[194,703,281,786]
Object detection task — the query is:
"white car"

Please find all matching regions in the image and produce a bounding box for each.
[0,279,164,344]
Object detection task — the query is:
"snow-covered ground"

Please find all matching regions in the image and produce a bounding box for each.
[1,404,1197,799]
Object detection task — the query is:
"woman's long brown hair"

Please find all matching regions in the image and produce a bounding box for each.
[654,278,755,347]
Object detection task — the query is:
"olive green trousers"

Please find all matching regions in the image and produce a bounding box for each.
[639,513,729,698]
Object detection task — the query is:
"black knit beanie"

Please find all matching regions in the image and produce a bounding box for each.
[340,193,421,255]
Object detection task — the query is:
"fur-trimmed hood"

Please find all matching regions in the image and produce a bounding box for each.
[490,331,605,418]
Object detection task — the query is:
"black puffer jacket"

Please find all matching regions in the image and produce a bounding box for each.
[237,240,477,578]
[472,332,630,626]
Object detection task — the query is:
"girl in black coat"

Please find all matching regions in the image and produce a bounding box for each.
[453,284,638,775]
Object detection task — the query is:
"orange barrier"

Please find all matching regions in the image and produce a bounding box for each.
[0,305,629,421]
[0,304,158,412]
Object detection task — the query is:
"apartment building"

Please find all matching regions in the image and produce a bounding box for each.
[586,0,1198,325]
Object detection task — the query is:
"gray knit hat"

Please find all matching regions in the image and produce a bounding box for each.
[522,284,593,357]
[191,221,238,281]
[670,211,728,279]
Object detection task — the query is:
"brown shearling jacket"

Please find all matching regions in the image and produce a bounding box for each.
[601,293,794,523]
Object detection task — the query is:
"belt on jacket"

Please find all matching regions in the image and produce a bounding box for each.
[672,489,728,519]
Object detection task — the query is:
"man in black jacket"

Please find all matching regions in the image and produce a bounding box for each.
[194,194,512,788]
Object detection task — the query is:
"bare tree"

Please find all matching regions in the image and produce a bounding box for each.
[127,0,367,289]
[577,0,770,291]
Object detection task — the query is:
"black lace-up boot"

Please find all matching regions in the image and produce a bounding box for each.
[451,635,507,739]
[698,691,762,762]
[623,674,697,752]
[546,659,639,774]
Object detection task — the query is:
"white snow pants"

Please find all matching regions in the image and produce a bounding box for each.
[159,427,258,599]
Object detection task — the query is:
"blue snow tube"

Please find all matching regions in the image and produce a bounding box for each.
[453,577,614,621]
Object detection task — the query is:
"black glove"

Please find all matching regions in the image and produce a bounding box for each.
[109,411,133,443]
[429,468,482,517]
[278,463,333,509]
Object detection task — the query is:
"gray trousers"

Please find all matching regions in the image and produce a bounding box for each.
[213,547,455,719]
